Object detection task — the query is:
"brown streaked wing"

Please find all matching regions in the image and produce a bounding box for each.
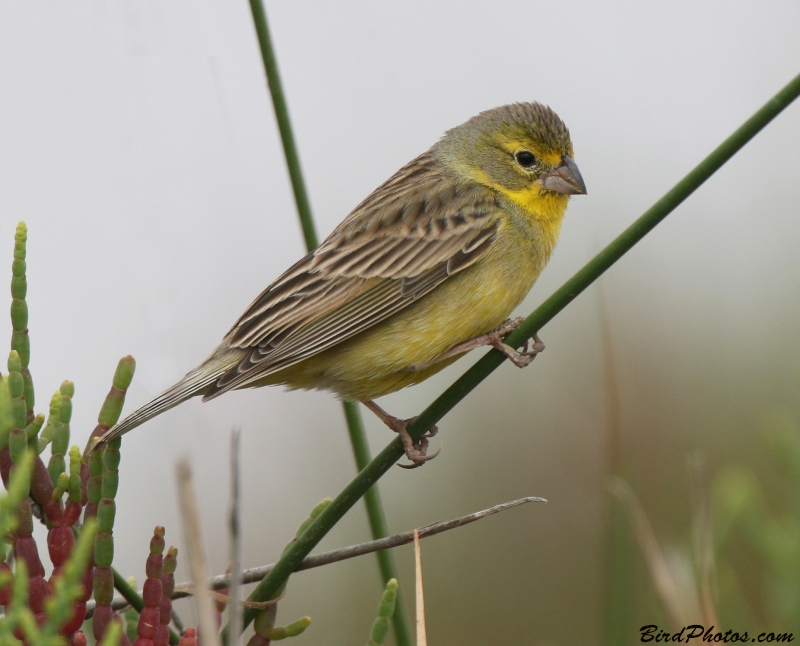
[206,154,502,399]
[231,275,372,349]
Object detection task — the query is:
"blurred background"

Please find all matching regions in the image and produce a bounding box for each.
[1,1,799,643]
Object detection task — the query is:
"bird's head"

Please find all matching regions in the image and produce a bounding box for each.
[435,102,586,220]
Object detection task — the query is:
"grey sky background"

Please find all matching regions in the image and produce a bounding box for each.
[1,2,799,643]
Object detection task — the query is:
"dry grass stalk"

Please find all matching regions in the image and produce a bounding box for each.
[414,529,427,646]
[176,459,222,646]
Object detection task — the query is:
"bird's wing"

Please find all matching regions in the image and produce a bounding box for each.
[204,152,502,398]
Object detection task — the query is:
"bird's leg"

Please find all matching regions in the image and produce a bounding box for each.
[361,400,440,469]
[426,317,545,369]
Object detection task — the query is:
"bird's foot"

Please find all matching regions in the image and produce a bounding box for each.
[489,328,545,368]
[394,417,441,469]
[361,400,440,469]
[433,317,545,368]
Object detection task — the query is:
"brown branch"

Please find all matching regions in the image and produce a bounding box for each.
[85,495,545,615]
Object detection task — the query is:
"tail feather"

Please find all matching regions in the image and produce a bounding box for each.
[86,364,226,453]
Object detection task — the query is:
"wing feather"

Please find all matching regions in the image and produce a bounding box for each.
[205,151,502,399]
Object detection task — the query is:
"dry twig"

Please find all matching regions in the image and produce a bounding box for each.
[86,496,545,614]
[414,529,427,646]
[176,460,222,646]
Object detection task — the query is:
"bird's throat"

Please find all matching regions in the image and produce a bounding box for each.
[499,186,569,222]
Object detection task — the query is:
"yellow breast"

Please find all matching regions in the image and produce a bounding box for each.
[267,198,566,401]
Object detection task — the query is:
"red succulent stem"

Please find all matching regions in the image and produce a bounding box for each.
[46,450,91,638]
[155,545,178,646]
[135,527,165,645]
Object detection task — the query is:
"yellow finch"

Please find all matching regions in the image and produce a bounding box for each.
[94,102,585,466]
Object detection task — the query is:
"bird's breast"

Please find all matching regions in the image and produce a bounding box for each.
[323,214,560,381]
[262,211,564,401]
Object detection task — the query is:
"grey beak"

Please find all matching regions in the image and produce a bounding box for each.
[542,155,587,195]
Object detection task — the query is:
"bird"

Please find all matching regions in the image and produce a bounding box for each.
[91,102,586,467]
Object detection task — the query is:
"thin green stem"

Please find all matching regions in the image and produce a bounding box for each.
[224,70,800,633]
[111,568,143,613]
[246,2,413,644]
[597,283,634,643]
[248,0,317,250]
[343,401,413,646]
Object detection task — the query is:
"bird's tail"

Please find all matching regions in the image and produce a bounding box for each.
[85,361,227,454]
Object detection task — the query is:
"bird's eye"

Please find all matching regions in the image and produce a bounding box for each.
[514,151,537,168]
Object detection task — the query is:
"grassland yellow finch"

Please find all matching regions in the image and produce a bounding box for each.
[93,102,586,466]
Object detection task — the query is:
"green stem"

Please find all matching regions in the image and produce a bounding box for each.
[112,569,180,645]
[602,479,635,643]
[597,286,634,643]
[225,70,800,633]
[246,2,413,644]
[248,0,317,250]
[343,401,413,646]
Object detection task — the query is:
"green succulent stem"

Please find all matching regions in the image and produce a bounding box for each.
[48,381,73,486]
[68,445,82,503]
[10,222,34,422]
[52,472,69,501]
[87,448,103,506]
[25,414,44,447]
[38,390,63,454]
[94,438,121,573]
[245,3,413,645]
[267,616,311,640]
[225,70,800,633]
[7,352,26,446]
[368,578,398,645]
[98,356,135,429]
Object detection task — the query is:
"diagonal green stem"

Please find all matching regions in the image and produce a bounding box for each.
[246,2,413,644]
[223,70,800,633]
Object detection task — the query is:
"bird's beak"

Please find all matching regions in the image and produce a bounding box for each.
[542,155,587,195]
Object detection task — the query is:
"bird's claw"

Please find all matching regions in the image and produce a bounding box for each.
[361,401,441,468]
[395,417,441,468]
[490,328,545,368]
